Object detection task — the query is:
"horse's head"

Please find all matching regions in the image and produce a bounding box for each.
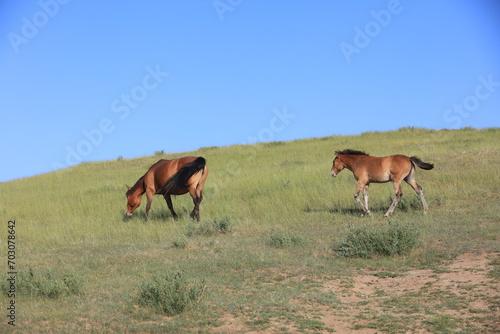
[125,186,141,217]
[331,154,346,177]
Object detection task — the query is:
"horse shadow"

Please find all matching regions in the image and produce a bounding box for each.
[303,204,386,216]
[122,208,191,222]
[304,195,424,217]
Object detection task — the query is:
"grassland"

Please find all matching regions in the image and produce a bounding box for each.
[1,127,499,333]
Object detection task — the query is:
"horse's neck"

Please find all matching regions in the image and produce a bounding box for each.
[131,176,146,195]
[343,156,361,172]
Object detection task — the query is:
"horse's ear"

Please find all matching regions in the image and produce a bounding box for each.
[126,185,131,190]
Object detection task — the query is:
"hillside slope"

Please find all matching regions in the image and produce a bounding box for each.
[1,127,499,333]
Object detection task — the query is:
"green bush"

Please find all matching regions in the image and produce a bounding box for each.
[4,268,84,299]
[269,232,306,248]
[137,271,206,316]
[335,222,420,258]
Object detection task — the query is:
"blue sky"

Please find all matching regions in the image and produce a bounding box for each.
[1,1,499,182]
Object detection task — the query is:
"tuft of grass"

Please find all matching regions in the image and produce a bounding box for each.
[374,271,400,278]
[137,271,206,316]
[268,232,306,248]
[424,315,460,333]
[185,216,233,237]
[335,222,420,258]
[487,256,500,280]
[171,236,189,249]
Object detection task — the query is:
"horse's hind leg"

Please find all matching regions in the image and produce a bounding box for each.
[384,181,402,217]
[163,194,178,219]
[405,179,429,214]
[189,188,203,221]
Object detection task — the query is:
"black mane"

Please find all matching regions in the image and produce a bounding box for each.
[335,149,369,156]
[126,173,146,196]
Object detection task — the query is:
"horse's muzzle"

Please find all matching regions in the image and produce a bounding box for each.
[331,171,337,177]
[124,210,133,218]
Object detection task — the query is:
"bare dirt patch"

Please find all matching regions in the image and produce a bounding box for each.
[320,252,500,333]
[216,252,499,333]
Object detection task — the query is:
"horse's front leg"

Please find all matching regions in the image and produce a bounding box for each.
[145,189,155,220]
[354,182,370,216]
[363,184,370,215]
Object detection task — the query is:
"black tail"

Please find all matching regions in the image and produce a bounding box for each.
[158,157,206,195]
[410,156,434,170]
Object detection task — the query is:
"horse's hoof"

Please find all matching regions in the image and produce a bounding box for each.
[360,210,371,217]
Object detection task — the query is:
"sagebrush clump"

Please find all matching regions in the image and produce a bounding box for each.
[335,222,420,258]
[137,271,206,316]
[4,268,84,299]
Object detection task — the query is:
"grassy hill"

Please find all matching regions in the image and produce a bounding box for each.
[1,127,499,333]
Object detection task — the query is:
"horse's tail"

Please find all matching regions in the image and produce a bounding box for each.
[410,156,434,170]
[158,157,206,195]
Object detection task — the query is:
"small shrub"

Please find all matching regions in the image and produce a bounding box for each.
[5,268,84,299]
[137,271,206,316]
[269,232,306,248]
[264,141,285,147]
[335,222,419,258]
[154,150,166,156]
[186,216,232,237]
[199,146,218,151]
[62,271,85,295]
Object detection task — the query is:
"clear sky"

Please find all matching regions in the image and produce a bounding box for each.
[1,1,499,182]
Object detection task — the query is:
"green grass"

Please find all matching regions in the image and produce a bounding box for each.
[268,232,307,248]
[0,127,499,333]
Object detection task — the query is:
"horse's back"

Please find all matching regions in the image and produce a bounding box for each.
[145,157,198,193]
[360,155,411,182]
[388,154,412,167]
[386,154,413,178]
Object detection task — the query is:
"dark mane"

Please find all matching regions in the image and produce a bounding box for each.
[335,149,369,156]
[126,174,146,196]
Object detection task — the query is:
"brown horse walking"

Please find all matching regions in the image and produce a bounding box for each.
[125,156,208,220]
[331,149,433,217]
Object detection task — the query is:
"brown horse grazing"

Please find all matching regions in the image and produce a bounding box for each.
[331,149,433,217]
[125,156,208,221]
